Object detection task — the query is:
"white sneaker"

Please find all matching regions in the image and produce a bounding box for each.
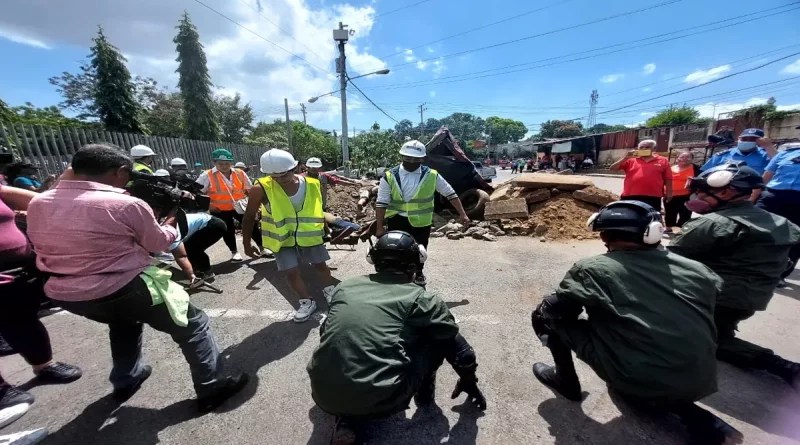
[323,285,336,304]
[0,428,48,445]
[0,403,30,429]
[294,299,317,323]
[231,252,243,262]
[260,248,274,258]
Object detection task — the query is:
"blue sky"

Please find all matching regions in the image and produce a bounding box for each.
[2,0,799,138]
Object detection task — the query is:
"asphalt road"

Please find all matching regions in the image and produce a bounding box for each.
[3,176,800,445]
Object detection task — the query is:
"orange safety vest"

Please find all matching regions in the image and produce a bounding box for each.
[207,169,247,212]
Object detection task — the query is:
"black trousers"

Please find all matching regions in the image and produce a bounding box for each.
[212,210,262,253]
[184,216,226,272]
[621,195,663,213]
[387,216,431,271]
[0,269,53,369]
[664,195,692,228]
[756,188,800,278]
[714,306,777,369]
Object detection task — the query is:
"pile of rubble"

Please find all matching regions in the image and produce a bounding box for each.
[326,182,378,224]
[430,219,505,242]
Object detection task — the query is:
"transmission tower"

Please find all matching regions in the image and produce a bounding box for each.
[587,89,599,128]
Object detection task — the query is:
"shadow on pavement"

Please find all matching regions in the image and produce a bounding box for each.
[40,395,199,445]
[702,363,800,441]
[244,262,340,310]
[774,281,800,302]
[446,299,470,310]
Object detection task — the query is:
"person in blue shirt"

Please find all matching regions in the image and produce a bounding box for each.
[701,128,776,174]
[6,163,55,192]
[168,213,226,287]
[753,142,800,282]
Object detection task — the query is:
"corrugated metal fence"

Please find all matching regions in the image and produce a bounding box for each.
[0,121,267,177]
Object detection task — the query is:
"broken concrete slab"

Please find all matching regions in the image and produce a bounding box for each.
[430,231,445,238]
[481,233,498,242]
[511,173,593,191]
[572,186,619,207]
[555,169,573,175]
[484,198,529,220]
[489,183,515,202]
[522,188,551,204]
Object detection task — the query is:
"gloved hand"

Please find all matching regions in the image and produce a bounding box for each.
[451,372,487,410]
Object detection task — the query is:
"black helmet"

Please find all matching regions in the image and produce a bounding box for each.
[367,231,427,273]
[688,162,764,193]
[588,200,663,244]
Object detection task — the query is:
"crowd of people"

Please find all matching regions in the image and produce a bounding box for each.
[1,126,800,444]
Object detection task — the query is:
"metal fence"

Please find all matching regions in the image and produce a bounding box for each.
[0,121,267,177]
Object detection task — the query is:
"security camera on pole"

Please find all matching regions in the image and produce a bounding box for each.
[334,22,353,176]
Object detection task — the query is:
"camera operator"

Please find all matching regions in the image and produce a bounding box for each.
[170,158,198,182]
[25,144,248,412]
[1,185,82,419]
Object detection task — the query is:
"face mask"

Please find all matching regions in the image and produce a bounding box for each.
[737,141,757,152]
[685,198,714,214]
[402,161,422,172]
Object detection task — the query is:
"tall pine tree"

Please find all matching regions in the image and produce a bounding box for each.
[90,27,145,133]
[174,12,219,141]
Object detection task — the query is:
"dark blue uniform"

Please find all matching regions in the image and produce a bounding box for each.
[701,146,771,174]
[756,144,800,278]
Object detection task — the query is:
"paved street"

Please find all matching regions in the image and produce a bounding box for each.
[4,176,800,445]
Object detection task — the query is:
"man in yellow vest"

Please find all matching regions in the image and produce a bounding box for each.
[375,140,470,286]
[241,149,336,323]
[130,145,156,174]
[195,148,267,262]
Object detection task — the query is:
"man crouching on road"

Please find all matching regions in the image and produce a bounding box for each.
[241,149,336,323]
[307,231,486,444]
[532,201,742,445]
[668,162,800,388]
[26,144,248,413]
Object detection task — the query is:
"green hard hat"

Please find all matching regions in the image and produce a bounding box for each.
[212,148,234,161]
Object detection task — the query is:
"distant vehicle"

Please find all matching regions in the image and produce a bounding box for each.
[498,159,511,170]
[472,161,497,182]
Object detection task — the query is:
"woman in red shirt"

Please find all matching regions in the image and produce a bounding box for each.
[663,151,700,233]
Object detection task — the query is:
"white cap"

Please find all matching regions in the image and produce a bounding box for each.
[170,157,187,167]
[131,145,155,157]
[234,162,246,168]
[399,140,426,158]
[260,149,298,174]
[154,169,170,177]
[305,157,323,168]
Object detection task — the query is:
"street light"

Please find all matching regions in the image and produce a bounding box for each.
[307,69,390,103]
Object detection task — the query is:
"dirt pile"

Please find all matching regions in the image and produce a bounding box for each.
[326,186,376,223]
[506,195,602,240]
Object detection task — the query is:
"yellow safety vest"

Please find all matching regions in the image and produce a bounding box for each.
[257,176,324,253]
[384,166,437,227]
[134,162,154,174]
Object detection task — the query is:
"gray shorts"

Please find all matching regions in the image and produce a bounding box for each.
[275,244,331,271]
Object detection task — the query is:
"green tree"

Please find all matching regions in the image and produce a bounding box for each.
[393,119,415,141]
[439,113,485,145]
[0,98,13,122]
[175,11,219,141]
[645,105,699,127]
[539,120,584,138]
[245,119,289,148]
[292,121,340,165]
[214,93,254,143]
[90,27,145,132]
[486,116,527,143]
[350,128,400,172]
[144,92,185,137]
[586,123,627,134]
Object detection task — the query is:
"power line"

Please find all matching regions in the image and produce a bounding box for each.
[374,0,436,18]
[191,0,335,78]
[384,0,683,71]
[366,3,800,91]
[346,76,400,123]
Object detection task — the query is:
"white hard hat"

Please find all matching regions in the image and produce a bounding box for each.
[234,162,246,168]
[306,157,323,168]
[154,169,170,177]
[399,140,426,158]
[170,157,187,167]
[260,149,298,174]
[131,145,155,157]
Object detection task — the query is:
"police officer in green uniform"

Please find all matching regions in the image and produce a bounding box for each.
[307,231,486,444]
[668,162,800,389]
[130,145,156,174]
[532,201,742,444]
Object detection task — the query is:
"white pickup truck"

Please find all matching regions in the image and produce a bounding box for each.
[472,161,497,183]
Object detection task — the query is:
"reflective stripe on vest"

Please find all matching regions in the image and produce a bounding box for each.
[257,176,324,253]
[384,168,437,227]
[134,162,154,174]
[207,169,247,211]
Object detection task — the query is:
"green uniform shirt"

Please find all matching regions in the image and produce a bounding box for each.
[668,201,800,312]
[556,248,720,403]
[307,274,459,417]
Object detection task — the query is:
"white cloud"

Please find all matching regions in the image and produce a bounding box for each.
[777,103,800,111]
[429,90,436,98]
[781,59,800,75]
[600,73,624,83]
[0,0,388,124]
[415,60,428,70]
[640,111,656,117]
[684,65,731,84]
[403,48,416,63]
[642,87,652,92]
[642,63,656,75]
[426,46,434,53]
[431,58,446,77]
[692,97,769,118]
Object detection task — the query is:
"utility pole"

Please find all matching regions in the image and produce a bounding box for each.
[334,22,351,171]
[588,90,599,128]
[284,98,293,154]
[418,102,427,138]
[300,103,307,124]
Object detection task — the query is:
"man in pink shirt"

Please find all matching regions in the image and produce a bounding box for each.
[26,144,248,413]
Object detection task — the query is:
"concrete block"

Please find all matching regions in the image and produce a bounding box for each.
[511,173,593,190]
[484,198,529,220]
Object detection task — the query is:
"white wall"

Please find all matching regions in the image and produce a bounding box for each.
[598,149,629,165]
[765,114,800,140]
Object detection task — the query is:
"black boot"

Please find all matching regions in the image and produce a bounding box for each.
[331,417,361,445]
[533,363,582,401]
[414,373,436,407]
[672,403,743,445]
[765,355,800,390]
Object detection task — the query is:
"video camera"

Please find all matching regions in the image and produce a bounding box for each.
[126,170,211,235]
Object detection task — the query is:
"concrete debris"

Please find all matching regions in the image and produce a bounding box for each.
[478,221,492,229]
[495,231,506,236]
[464,227,483,236]
[572,186,618,207]
[540,237,547,242]
[524,189,551,204]
[471,228,489,239]
[430,231,445,238]
[481,233,498,242]
[436,223,461,234]
[447,232,464,240]
[484,198,529,220]
[534,224,548,236]
[489,183,515,202]
[511,173,593,190]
